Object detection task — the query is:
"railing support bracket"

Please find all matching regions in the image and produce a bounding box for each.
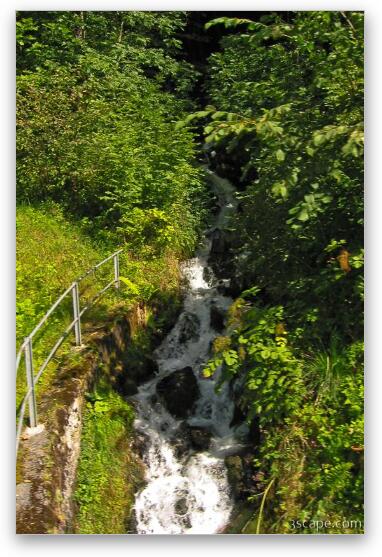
[72,282,82,346]
[24,337,38,428]
[23,423,45,439]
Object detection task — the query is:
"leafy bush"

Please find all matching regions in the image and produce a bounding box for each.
[17,11,206,256]
[185,11,364,344]
[204,300,363,533]
[199,15,363,530]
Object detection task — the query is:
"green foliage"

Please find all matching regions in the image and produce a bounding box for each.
[204,301,363,533]
[73,379,142,534]
[16,204,111,408]
[200,14,364,528]
[17,11,206,257]
[191,11,364,343]
[205,305,305,425]
[16,11,208,417]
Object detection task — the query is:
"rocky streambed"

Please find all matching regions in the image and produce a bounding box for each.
[129,170,258,534]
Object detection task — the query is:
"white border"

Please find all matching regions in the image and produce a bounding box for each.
[2,1,381,555]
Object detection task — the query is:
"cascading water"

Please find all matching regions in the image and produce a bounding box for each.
[133,170,246,534]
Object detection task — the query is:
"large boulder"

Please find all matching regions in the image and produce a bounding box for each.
[156,367,200,419]
[133,355,158,384]
[188,427,212,451]
[121,377,139,396]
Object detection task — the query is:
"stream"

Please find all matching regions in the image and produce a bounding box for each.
[132,170,246,534]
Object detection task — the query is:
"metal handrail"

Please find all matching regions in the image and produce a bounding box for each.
[16,249,123,454]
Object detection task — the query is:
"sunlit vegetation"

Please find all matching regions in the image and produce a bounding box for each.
[16,11,206,409]
[73,377,144,534]
[198,12,364,532]
[16,10,363,534]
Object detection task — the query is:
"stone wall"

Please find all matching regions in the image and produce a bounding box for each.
[16,315,136,534]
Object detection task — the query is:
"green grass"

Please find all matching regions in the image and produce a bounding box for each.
[16,203,120,410]
[16,202,186,533]
[16,201,184,421]
[73,378,144,534]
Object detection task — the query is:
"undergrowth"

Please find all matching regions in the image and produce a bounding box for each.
[73,377,144,534]
[205,302,364,534]
[16,202,183,418]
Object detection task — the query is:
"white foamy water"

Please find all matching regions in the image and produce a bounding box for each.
[133,170,244,534]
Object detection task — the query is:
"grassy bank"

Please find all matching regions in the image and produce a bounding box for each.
[16,203,110,409]
[72,377,144,534]
[16,202,185,407]
[17,202,188,533]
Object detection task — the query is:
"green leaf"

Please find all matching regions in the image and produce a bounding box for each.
[211,111,227,120]
[223,350,239,366]
[297,208,309,221]
[276,149,285,162]
[119,276,140,296]
[322,195,333,204]
[260,349,271,359]
[204,125,215,134]
[313,133,326,146]
[174,120,185,131]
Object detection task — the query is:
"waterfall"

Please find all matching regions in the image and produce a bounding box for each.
[132,170,244,534]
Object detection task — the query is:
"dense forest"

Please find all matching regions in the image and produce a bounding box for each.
[16,11,364,534]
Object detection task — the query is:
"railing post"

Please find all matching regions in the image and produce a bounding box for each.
[72,282,82,346]
[114,252,120,289]
[24,337,37,428]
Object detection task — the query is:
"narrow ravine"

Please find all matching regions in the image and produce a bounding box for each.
[131,170,247,534]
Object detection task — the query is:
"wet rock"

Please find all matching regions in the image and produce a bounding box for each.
[208,250,237,286]
[216,279,231,296]
[171,422,192,458]
[175,497,191,529]
[122,377,139,396]
[203,266,214,286]
[248,416,261,446]
[134,356,158,384]
[188,427,212,451]
[230,404,246,428]
[117,355,158,396]
[156,367,200,419]
[223,278,242,299]
[221,503,255,534]
[172,437,191,459]
[178,313,200,345]
[132,433,148,459]
[175,497,188,516]
[126,509,138,534]
[123,354,158,385]
[210,229,227,255]
[210,304,225,332]
[225,455,246,500]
